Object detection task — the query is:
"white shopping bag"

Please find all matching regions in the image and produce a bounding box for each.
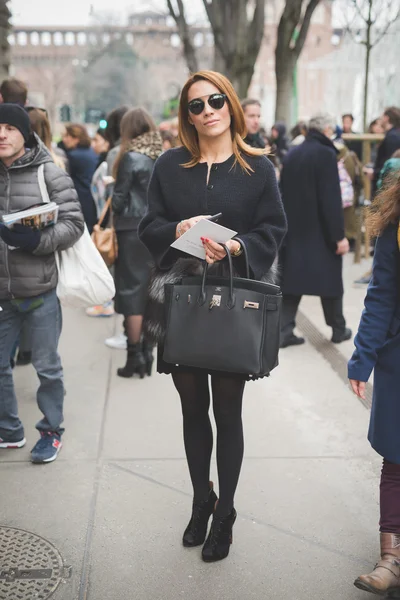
[38,164,115,308]
[55,226,115,308]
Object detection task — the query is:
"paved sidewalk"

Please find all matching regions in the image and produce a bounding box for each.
[0,253,382,600]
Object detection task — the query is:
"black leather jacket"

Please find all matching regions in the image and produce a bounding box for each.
[112,151,155,231]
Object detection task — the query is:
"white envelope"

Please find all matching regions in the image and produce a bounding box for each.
[171,219,237,260]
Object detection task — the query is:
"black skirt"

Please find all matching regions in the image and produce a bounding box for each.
[114,230,152,316]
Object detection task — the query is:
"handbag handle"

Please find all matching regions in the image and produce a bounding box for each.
[233,237,250,279]
[199,243,235,309]
[97,196,112,228]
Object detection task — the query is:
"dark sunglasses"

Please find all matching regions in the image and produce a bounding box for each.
[187,93,227,116]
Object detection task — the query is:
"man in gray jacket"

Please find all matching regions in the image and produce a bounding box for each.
[0,104,84,463]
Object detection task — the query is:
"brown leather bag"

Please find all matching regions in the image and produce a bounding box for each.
[91,197,118,267]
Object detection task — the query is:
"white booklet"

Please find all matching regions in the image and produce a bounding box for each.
[2,202,59,230]
[171,219,237,260]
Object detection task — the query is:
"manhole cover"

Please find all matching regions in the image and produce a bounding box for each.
[0,527,68,600]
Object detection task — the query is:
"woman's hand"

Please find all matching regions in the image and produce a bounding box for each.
[349,379,366,400]
[201,238,241,265]
[176,215,211,239]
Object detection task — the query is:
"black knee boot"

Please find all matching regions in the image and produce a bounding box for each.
[117,343,146,378]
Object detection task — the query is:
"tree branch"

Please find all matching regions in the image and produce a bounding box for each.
[166,0,199,73]
[166,0,177,21]
[294,0,321,58]
[372,7,400,46]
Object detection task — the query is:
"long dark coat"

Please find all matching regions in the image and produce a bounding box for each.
[67,145,98,233]
[348,223,400,464]
[280,129,345,297]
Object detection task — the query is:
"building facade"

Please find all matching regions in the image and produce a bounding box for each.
[9,2,339,131]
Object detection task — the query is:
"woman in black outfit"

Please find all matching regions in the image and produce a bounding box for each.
[139,71,286,562]
[112,108,163,378]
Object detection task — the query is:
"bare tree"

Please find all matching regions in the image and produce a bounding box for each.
[202,0,265,98]
[0,0,11,82]
[343,0,400,130]
[166,0,265,98]
[275,0,321,126]
[166,0,199,73]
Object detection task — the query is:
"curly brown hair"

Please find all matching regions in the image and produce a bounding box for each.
[367,176,400,237]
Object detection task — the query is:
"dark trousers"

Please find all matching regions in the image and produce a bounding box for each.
[380,459,400,533]
[281,294,346,340]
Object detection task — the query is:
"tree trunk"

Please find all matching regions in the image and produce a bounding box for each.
[275,0,321,125]
[204,0,265,98]
[363,0,373,131]
[275,58,297,124]
[0,0,11,82]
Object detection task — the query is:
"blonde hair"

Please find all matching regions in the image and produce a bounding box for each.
[179,70,268,174]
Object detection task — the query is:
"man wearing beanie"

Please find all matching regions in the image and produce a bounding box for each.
[0,103,84,463]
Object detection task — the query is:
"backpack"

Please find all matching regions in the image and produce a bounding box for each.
[338,158,354,208]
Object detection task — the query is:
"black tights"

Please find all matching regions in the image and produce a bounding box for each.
[172,371,245,517]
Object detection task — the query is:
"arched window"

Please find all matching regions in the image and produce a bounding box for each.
[170,33,180,48]
[126,33,134,45]
[77,32,87,46]
[65,32,75,46]
[7,34,15,45]
[17,32,28,46]
[41,32,52,46]
[53,32,64,46]
[102,33,110,44]
[30,32,40,45]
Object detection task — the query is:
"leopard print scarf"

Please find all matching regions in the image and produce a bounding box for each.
[127,131,163,161]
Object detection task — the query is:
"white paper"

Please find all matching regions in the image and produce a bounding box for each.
[171,220,237,260]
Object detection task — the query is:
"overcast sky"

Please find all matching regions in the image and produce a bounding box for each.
[12,0,348,28]
[11,0,204,26]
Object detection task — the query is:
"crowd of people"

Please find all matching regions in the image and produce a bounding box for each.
[0,73,400,582]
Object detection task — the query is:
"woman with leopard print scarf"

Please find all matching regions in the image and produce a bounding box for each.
[112,108,163,378]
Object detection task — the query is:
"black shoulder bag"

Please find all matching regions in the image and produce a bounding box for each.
[163,242,282,377]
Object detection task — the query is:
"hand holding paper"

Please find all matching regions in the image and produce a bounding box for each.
[171,219,237,260]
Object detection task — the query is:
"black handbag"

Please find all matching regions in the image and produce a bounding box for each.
[163,243,282,377]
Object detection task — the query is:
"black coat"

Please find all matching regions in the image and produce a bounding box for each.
[280,129,345,297]
[112,151,155,231]
[138,147,287,281]
[67,146,98,233]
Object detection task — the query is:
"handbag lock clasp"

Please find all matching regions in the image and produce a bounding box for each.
[243,300,259,310]
[209,295,221,310]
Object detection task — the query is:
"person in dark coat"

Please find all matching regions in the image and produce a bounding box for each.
[139,70,286,563]
[348,177,400,596]
[373,106,400,195]
[342,113,362,160]
[112,108,163,379]
[271,122,289,165]
[62,124,98,233]
[280,114,352,348]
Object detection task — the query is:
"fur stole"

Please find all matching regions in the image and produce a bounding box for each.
[143,257,279,344]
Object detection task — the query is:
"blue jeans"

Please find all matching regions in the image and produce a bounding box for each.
[0,289,64,438]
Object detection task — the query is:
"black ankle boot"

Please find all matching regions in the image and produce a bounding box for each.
[117,343,146,378]
[142,339,154,377]
[202,508,237,562]
[183,483,218,547]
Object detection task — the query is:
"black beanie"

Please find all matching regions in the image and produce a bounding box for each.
[0,103,31,142]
